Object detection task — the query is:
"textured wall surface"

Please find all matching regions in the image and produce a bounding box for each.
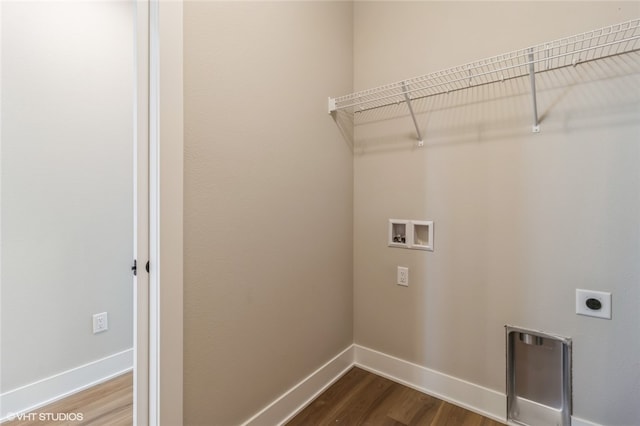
[353,2,640,425]
[183,2,353,424]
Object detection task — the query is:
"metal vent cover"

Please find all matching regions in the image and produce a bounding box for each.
[506,326,572,426]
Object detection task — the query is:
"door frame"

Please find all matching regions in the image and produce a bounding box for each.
[134,1,150,425]
[136,1,183,424]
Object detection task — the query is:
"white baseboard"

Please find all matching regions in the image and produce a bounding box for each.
[241,345,355,426]
[0,342,602,426]
[354,344,507,424]
[0,348,133,423]
[238,344,608,426]
[240,343,507,426]
[571,417,603,426]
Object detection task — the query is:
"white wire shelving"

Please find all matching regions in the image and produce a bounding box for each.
[328,19,640,142]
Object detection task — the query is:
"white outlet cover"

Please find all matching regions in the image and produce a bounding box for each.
[576,289,611,319]
[397,266,409,287]
[93,312,109,333]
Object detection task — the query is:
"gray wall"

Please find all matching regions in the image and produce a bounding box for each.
[183,2,354,424]
[353,2,639,425]
[1,1,134,391]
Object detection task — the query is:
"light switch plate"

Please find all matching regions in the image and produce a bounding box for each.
[576,289,611,319]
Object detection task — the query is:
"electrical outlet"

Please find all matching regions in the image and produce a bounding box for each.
[93,312,108,334]
[397,266,409,287]
[576,289,611,319]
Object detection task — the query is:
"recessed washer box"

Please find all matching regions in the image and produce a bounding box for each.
[388,219,434,251]
[388,219,409,248]
[411,220,433,251]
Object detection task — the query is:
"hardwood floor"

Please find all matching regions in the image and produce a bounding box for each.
[4,372,132,426]
[287,367,504,426]
[4,368,502,425]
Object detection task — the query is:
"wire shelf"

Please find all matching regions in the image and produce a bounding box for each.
[329,19,640,118]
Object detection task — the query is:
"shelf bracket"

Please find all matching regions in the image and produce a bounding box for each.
[328,97,336,115]
[401,81,424,146]
[527,48,540,133]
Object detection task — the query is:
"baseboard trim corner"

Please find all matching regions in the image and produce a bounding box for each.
[0,348,133,423]
[353,344,507,424]
[239,343,605,426]
[241,344,355,426]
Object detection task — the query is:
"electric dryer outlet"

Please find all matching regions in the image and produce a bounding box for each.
[576,289,611,319]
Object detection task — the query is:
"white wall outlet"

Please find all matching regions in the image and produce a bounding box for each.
[576,289,611,319]
[93,312,108,334]
[397,266,409,287]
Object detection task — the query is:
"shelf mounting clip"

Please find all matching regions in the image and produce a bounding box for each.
[401,81,424,146]
[328,97,337,115]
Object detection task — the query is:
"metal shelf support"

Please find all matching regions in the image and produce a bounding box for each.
[527,48,541,133]
[402,82,424,147]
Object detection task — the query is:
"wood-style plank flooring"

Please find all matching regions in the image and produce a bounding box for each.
[287,367,504,426]
[4,368,503,425]
[4,372,132,426]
